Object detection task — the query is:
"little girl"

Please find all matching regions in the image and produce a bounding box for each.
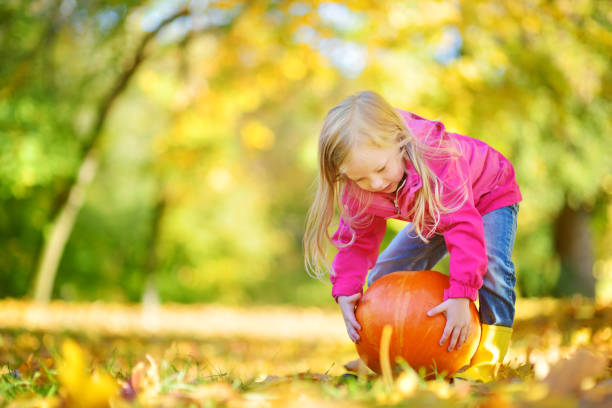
[304,90,522,383]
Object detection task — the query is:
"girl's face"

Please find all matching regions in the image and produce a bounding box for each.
[340,143,406,193]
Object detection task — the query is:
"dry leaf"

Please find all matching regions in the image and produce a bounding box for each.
[582,378,612,405]
[255,372,330,387]
[294,372,331,382]
[343,358,369,374]
[17,354,36,378]
[176,382,237,403]
[477,391,513,408]
[7,395,60,408]
[253,374,283,387]
[543,346,608,395]
[130,354,161,403]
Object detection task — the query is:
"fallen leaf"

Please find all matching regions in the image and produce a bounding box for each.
[254,372,330,387]
[477,391,513,408]
[7,395,60,408]
[57,339,117,408]
[294,372,331,382]
[582,378,612,405]
[343,358,370,374]
[130,354,161,403]
[176,382,237,403]
[543,346,608,395]
[395,368,421,397]
[57,340,86,396]
[17,354,36,378]
[260,375,281,382]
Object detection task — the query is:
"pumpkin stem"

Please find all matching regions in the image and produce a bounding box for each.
[380,324,394,389]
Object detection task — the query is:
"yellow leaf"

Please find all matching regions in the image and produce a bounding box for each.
[395,368,419,397]
[57,339,117,408]
[80,369,118,408]
[58,339,86,395]
[241,120,275,150]
[426,379,453,399]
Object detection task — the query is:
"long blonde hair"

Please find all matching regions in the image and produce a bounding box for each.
[303,90,468,282]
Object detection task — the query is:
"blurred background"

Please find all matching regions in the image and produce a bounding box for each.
[1,0,611,308]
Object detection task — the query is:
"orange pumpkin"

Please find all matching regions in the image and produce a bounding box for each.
[355,270,481,378]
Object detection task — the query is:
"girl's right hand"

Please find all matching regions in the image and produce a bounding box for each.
[337,293,362,343]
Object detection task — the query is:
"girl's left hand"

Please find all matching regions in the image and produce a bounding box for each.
[426,297,472,352]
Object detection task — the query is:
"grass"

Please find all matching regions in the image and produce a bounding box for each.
[0,296,611,407]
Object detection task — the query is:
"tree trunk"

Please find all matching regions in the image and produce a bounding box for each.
[141,193,167,331]
[553,202,595,297]
[32,9,189,303]
[33,150,98,302]
[142,194,167,305]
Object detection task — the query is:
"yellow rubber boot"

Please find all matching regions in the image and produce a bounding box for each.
[454,324,513,383]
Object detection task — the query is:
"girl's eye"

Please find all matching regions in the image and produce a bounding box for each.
[377,166,386,172]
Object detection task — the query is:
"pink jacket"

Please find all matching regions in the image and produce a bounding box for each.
[330,109,522,302]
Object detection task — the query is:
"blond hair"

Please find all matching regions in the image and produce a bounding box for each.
[303,90,468,282]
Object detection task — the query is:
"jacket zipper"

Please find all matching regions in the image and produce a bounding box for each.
[393,174,408,215]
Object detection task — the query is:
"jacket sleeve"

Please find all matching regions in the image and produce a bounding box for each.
[437,154,488,302]
[330,213,387,303]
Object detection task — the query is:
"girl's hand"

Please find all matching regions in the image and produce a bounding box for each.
[426,297,472,352]
[337,293,362,343]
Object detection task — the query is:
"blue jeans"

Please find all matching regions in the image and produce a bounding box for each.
[366,203,519,328]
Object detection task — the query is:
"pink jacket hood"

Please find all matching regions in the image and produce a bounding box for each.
[330,109,522,302]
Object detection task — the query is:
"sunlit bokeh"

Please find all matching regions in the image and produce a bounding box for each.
[1,0,611,405]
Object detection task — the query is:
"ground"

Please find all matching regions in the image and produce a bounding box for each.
[0,297,611,407]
